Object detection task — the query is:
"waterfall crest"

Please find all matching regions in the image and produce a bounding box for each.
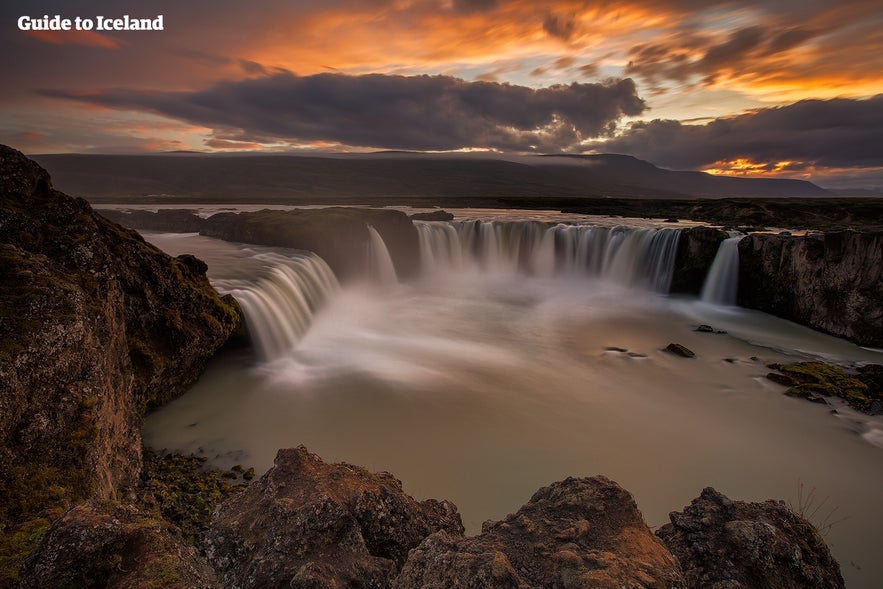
[415,221,681,292]
[216,252,339,361]
[701,235,743,305]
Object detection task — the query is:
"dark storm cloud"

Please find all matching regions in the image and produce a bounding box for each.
[39,72,646,152]
[593,95,883,170]
[543,13,577,41]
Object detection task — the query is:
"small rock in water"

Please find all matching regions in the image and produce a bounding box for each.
[628,352,647,358]
[664,343,695,358]
[605,346,628,353]
[716,330,728,335]
[696,325,714,333]
[664,218,679,223]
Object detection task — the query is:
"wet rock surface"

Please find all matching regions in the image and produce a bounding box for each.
[657,488,845,589]
[671,226,728,294]
[394,476,684,589]
[205,446,464,589]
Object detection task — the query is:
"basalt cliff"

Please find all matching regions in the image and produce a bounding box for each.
[1,146,849,587]
[0,146,241,583]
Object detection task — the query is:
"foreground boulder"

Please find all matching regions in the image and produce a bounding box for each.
[657,488,844,589]
[206,446,464,588]
[0,145,240,582]
[394,476,684,589]
[20,502,218,589]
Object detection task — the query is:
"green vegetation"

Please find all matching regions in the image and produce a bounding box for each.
[767,361,882,412]
[136,448,251,548]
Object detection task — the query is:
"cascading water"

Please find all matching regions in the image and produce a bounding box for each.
[701,234,743,305]
[367,225,398,286]
[214,252,339,361]
[415,221,681,292]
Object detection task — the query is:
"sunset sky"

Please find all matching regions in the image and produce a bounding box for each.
[1,0,881,188]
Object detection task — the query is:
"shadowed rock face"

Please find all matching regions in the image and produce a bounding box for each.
[671,226,728,294]
[0,145,241,583]
[205,446,464,589]
[657,488,845,589]
[20,502,219,589]
[738,231,883,347]
[394,476,685,589]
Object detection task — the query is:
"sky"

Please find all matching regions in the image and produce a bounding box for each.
[1,0,882,188]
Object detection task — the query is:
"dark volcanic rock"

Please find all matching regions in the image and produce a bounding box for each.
[671,226,728,294]
[657,487,844,589]
[0,145,240,582]
[738,231,883,347]
[394,476,684,589]
[200,207,420,281]
[410,210,455,221]
[20,502,219,589]
[99,208,206,233]
[665,343,696,358]
[206,446,463,589]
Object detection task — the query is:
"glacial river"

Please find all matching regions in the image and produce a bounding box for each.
[136,209,883,588]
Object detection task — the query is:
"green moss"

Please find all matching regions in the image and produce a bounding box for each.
[0,518,51,586]
[136,448,249,549]
[768,361,877,412]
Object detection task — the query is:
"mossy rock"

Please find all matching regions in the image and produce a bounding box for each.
[767,362,877,412]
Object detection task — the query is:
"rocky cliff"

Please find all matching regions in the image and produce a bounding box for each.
[671,226,728,294]
[738,231,883,347]
[0,145,241,583]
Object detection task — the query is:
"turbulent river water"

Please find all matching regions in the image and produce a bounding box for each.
[135,208,883,588]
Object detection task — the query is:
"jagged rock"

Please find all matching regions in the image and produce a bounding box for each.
[0,145,240,583]
[394,476,684,589]
[738,231,883,347]
[657,488,844,589]
[665,343,696,358]
[671,226,728,294]
[696,325,714,333]
[20,501,219,589]
[410,210,455,221]
[205,446,463,589]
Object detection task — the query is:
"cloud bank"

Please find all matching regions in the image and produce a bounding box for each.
[592,95,883,171]
[40,72,646,151]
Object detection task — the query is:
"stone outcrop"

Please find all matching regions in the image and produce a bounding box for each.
[20,501,219,589]
[657,488,844,589]
[205,446,463,588]
[0,145,241,583]
[670,226,728,294]
[394,476,684,589]
[738,231,883,347]
[101,207,422,282]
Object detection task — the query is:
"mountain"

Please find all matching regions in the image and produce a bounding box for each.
[31,152,830,204]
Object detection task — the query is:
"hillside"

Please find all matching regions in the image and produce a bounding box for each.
[32,152,830,203]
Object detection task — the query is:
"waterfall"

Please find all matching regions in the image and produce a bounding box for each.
[415,221,681,292]
[701,235,743,305]
[367,225,398,285]
[215,252,339,361]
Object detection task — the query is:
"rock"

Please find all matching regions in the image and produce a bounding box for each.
[20,501,219,589]
[665,343,696,358]
[410,210,454,221]
[199,207,420,281]
[766,362,880,413]
[657,487,845,589]
[671,226,729,294]
[664,218,680,223]
[738,231,883,347]
[394,476,684,589]
[0,145,240,583]
[205,446,463,589]
[696,324,715,333]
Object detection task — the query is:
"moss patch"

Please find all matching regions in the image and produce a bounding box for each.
[136,448,251,549]
[767,361,882,413]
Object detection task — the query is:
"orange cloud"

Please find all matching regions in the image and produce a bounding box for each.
[27,30,123,50]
